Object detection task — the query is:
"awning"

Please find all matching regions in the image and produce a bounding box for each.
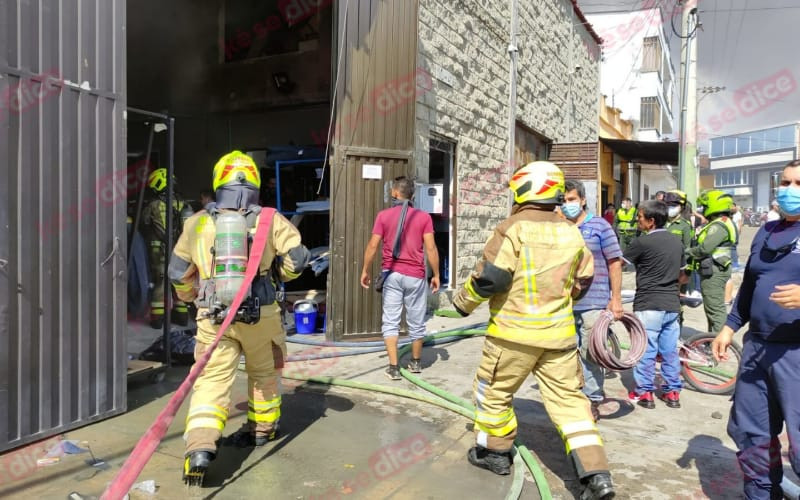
[599,138,679,165]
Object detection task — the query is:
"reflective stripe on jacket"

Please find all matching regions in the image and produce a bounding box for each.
[168,208,310,309]
[453,204,594,349]
[695,217,737,269]
[615,207,637,231]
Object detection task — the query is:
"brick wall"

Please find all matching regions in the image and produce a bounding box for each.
[415,0,600,297]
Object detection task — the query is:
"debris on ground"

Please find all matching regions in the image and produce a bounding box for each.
[45,439,89,458]
[712,411,724,419]
[131,479,157,494]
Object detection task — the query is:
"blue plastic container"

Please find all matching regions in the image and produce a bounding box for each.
[294,300,318,334]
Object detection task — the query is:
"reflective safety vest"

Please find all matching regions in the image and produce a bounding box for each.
[696,217,737,269]
[616,207,637,231]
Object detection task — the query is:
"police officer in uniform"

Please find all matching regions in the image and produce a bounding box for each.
[615,197,637,251]
[687,190,737,333]
[169,151,310,485]
[664,190,693,250]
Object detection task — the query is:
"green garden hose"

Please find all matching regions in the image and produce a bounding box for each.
[398,332,553,500]
[272,328,553,499]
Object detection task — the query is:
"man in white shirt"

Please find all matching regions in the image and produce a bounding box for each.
[767,200,781,222]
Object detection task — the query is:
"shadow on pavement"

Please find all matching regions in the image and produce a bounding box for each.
[203,383,354,498]
[676,434,741,499]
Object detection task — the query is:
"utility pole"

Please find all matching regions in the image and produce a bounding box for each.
[506,0,519,212]
[678,1,699,204]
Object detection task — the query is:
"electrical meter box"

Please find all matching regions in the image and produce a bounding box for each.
[416,183,443,214]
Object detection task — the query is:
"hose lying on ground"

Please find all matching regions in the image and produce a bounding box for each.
[271,327,553,500]
[396,334,553,500]
[589,311,647,371]
[285,323,487,348]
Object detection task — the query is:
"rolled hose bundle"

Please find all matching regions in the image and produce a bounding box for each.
[588,311,647,370]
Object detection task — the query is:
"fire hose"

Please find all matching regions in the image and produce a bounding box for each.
[101,209,277,500]
[588,311,648,371]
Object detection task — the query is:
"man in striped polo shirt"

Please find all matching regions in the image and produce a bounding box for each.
[562,180,624,421]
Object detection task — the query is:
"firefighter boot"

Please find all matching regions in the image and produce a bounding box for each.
[580,472,615,500]
[172,302,190,327]
[222,423,280,448]
[467,446,512,475]
[182,451,214,486]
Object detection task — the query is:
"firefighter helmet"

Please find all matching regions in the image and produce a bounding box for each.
[509,161,565,205]
[664,189,687,206]
[212,151,261,192]
[697,190,734,218]
[148,168,169,193]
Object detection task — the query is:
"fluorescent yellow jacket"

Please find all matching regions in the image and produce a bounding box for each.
[453,204,594,349]
[615,207,637,231]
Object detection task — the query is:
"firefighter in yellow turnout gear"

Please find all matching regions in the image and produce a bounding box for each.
[453,162,615,500]
[141,168,193,328]
[169,151,310,485]
[686,190,737,333]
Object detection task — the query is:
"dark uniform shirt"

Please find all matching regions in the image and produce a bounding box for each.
[726,220,800,342]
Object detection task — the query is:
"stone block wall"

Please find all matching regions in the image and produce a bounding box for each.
[415,0,600,301]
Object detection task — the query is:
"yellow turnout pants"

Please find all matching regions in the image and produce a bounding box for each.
[184,306,285,455]
[473,336,609,478]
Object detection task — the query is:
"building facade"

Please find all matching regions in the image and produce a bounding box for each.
[415,0,601,300]
[586,4,678,201]
[708,123,799,210]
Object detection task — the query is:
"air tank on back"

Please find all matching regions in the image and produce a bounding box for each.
[213,212,248,306]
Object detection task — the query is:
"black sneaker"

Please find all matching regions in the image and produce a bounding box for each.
[467,446,512,475]
[407,358,422,373]
[182,451,214,486]
[384,365,401,380]
[580,472,615,500]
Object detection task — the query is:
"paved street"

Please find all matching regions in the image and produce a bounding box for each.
[0,225,776,500]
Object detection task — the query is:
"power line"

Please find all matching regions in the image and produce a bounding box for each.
[722,0,748,87]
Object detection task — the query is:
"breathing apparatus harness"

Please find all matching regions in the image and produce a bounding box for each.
[202,204,278,325]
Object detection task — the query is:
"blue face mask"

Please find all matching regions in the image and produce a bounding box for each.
[562,201,582,219]
[777,186,800,216]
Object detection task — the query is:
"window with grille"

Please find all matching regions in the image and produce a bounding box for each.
[640,97,660,129]
[641,37,661,72]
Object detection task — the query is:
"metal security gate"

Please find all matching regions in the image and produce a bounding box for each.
[327,0,418,339]
[0,0,127,451]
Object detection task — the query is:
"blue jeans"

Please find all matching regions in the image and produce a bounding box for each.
[574,309,605,402]
[633,310,682,393]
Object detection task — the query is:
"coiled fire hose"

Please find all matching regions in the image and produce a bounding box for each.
[588,311,647,370]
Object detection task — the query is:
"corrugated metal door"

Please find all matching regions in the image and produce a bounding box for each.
[0,0,127,451]
[328,0,419,339]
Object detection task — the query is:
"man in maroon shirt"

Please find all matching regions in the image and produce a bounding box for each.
[361,177,440,380]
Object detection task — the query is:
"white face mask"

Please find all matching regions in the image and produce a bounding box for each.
[668,206,681,218]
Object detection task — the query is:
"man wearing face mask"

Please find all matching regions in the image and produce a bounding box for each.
[712,159,800,499]
[664,190,693,250]
[615,197,637,252]
[686,190,738,334]
[562,180,624,421]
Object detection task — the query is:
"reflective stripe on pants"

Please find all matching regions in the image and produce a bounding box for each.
[472,336,609,478]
